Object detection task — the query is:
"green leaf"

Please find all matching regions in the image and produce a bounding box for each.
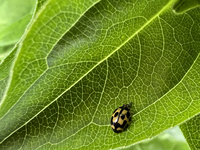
[36,0,49,12]
[172,0,200,14]
[180,115,200,149]
[0,0,200,149]
[0,48,17,103]
[0,45,15,62]
[0,0,42,98]
[0,0,36,61]
[0,14,33,47]
[0,0,35,32]
[121,126,190,150]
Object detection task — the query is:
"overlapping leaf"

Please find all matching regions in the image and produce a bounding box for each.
[180,115,200,150]
[0,0,200,149]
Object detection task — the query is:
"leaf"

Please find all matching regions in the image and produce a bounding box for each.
[0,48,17,102]
[0,0,200,149]
[36,0,49,12]
[0,0,36,59]
[0,0,35,33]
[123,126,190,150]
[0,0,41,99]
[172,0,200,14]
[0,14,34,47]
[180,114,200,149]
[0,45,15,62]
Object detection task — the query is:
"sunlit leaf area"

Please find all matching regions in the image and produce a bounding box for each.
[0,0,200,149]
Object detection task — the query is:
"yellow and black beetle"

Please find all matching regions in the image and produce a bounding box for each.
[111,102,132,133]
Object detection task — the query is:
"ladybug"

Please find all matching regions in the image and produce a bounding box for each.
[111,103,132,133]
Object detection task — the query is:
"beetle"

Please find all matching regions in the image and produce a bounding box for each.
[111,102,132,133]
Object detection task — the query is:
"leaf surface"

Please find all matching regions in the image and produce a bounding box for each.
[172,0,200,13]
[0,0,200,149]
[180,115,200,150]
[0,0,36,61]
[123,126,190,150]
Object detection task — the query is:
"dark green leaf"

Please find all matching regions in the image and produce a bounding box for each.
[172,0,200,14]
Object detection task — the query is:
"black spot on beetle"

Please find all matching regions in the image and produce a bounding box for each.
[121,114,125,120]
[114,112,118,117]
[122,120,127,128]
[127,112,130,118]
